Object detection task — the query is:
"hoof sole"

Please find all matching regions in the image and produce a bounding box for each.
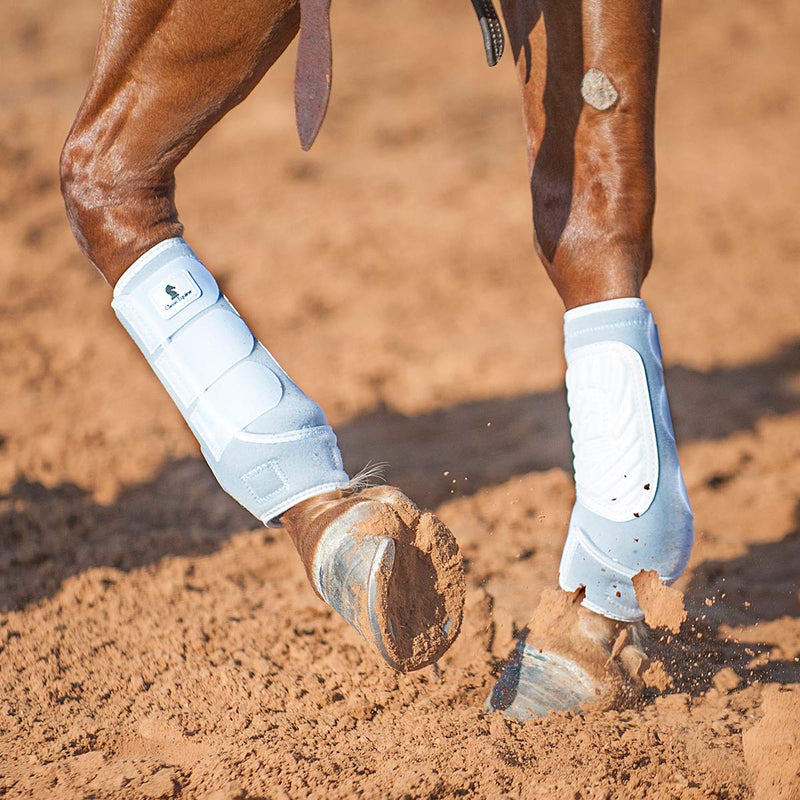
[313,489,464,671]
[485,642,603,720]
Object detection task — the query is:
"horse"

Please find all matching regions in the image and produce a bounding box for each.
[60,0,693,718]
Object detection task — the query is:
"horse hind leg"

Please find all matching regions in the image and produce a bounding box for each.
[490,0,693,718]
[500,0,660,308]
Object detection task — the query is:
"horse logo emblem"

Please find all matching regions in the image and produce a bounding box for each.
[165,284,179,300]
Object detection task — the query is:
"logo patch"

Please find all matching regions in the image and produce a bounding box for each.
[148,270,202,319]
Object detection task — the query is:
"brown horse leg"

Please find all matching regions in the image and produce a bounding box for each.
[60,0,300,286]
[500,0,659,308]
[487,1,693,718]
[60,0,465,671]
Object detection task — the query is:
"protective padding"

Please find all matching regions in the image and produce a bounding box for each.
[112,238,349,524]
[566,340,658,522]
[559,298,694,621]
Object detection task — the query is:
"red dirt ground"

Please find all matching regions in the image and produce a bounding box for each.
[2,0,800,797]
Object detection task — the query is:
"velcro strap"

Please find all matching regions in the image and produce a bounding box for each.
[154,308,255,406]
[189,361,284,459]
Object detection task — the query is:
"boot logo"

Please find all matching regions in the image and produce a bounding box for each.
[148,269,203,319]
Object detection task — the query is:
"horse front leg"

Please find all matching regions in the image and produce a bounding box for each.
[60,0,464,671]
[487,0,694,718]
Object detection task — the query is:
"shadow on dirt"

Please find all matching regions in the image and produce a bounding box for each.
[1,340,799,622]
[0,459,258,612]
[337,339,800,508]
[685,508,800,628]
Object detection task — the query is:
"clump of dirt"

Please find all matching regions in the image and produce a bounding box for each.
[527,586,586,642]
[713,667,743,694]
[642,660,674,691]
[383,502,465,670]
[633,569,688,633]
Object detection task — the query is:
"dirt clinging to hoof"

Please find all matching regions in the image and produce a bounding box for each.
[368,489,465,671]
[632,569,688,634]
[284,486,465,672]
[520,587,647,712]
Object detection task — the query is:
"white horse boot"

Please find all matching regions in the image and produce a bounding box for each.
[487,298,693,718]
[112,238,464,669]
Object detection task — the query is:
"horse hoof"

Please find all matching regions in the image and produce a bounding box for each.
[313,499,402,667]
[284,486,465,671]
[484,641,604,720]
[483,587,649,719]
